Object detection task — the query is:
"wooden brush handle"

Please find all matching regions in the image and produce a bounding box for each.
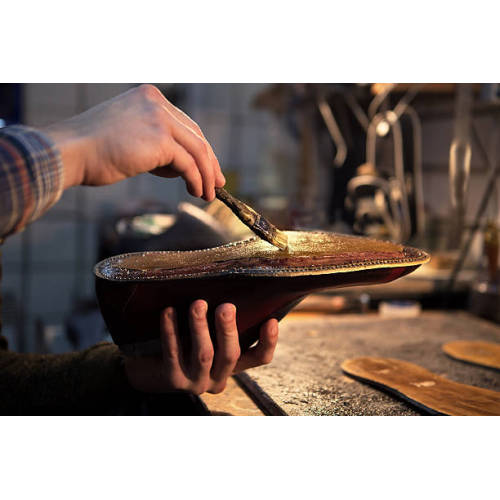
[215,187,287,250]
[215,188,260,227]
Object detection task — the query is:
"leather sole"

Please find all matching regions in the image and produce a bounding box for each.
[342,356,500,416]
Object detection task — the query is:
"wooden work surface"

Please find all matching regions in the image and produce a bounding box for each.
[200,377,264,416]
[242,311,500,415]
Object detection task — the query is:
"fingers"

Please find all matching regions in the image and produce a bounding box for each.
[160,307,181,368]
[233,319,279,373]
[152,142,204,197]
[146,88,223,199]
[160,307,187,389]
[209,304,241,392]
[188,300,215,393]
[161,101,226,188]
[171,124,216,201]
[130,302,278,395]
[208,148,226,188]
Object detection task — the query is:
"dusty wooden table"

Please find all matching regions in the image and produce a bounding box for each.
[201,377,265,416]
[218,311,500,416]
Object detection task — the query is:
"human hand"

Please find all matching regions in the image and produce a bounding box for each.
[123,300,279,394]
[43,84,225,201]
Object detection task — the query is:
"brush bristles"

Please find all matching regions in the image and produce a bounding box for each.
[270,229,288,251]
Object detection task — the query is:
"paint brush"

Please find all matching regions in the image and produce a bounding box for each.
[215,187,288,251]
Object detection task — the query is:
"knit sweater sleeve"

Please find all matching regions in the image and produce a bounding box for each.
[0,342,140,415]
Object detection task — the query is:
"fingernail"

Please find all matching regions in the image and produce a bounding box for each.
[194,301,207,318]
[221,304,235,320]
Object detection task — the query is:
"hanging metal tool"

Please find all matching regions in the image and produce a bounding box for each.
[368,83,424,136]
[402,105,426,238]
[368,83,396,119]
[345,90,370,132]
[449,84,473,248]
[317,93,348,167]
[346,173,401,240]
[447,120,500,293]
[366,110,412,242]
[362,84,425,242]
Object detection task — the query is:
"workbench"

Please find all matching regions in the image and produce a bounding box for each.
[201,311,500,415]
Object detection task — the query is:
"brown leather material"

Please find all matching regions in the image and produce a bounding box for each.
[94,231,429,355]
[342,357,500,416]
[442,341,500,371]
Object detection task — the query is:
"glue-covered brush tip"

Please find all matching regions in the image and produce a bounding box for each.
[271,230,288,251]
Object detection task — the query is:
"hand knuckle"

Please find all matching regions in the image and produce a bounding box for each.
[221,314,235,327]
[162,369,185,391]
[193,381,210,395]
[223,348,240,364]
[190,385,204,396]
[194,138,208,154]
[145,104,168,133]
[220,325,237,339]
[161,135,175,155]
[198,348,214,366]
[208,382,227,394]
[164,347,178,362]
[260,352,273,365]
[185,157,198,174]
[171,375,186,390]
[138,83,161,101]
[152,105,167,123]
[234,346,242,360]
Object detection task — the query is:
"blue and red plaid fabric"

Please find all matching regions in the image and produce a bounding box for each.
[0,125,64,340]
[0,125,64,243]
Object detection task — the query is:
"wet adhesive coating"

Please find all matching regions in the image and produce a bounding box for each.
[94,231,430,282]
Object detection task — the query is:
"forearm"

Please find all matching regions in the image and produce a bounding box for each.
[0,86,226,245]
[0,342,137,414]
[41,120,90,189]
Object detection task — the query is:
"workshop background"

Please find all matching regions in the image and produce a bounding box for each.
[1,83,499,359]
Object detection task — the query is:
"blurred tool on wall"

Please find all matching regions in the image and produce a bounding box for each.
[254,83,426,244]
[346,83,425,244]
[448,84,473,248]
[254,83,500,320]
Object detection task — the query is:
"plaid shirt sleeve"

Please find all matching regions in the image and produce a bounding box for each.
[0,125,64,242]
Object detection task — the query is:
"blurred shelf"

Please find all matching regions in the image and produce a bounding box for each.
[370,83,482,95]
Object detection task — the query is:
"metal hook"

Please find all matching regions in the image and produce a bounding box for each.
[366,111,412,242]
[317,96,348,167]
[368,83,397,119]
[402,105,426,237]
[449,84,473,247]
[345,91,370,132]
[369,83,424,125]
